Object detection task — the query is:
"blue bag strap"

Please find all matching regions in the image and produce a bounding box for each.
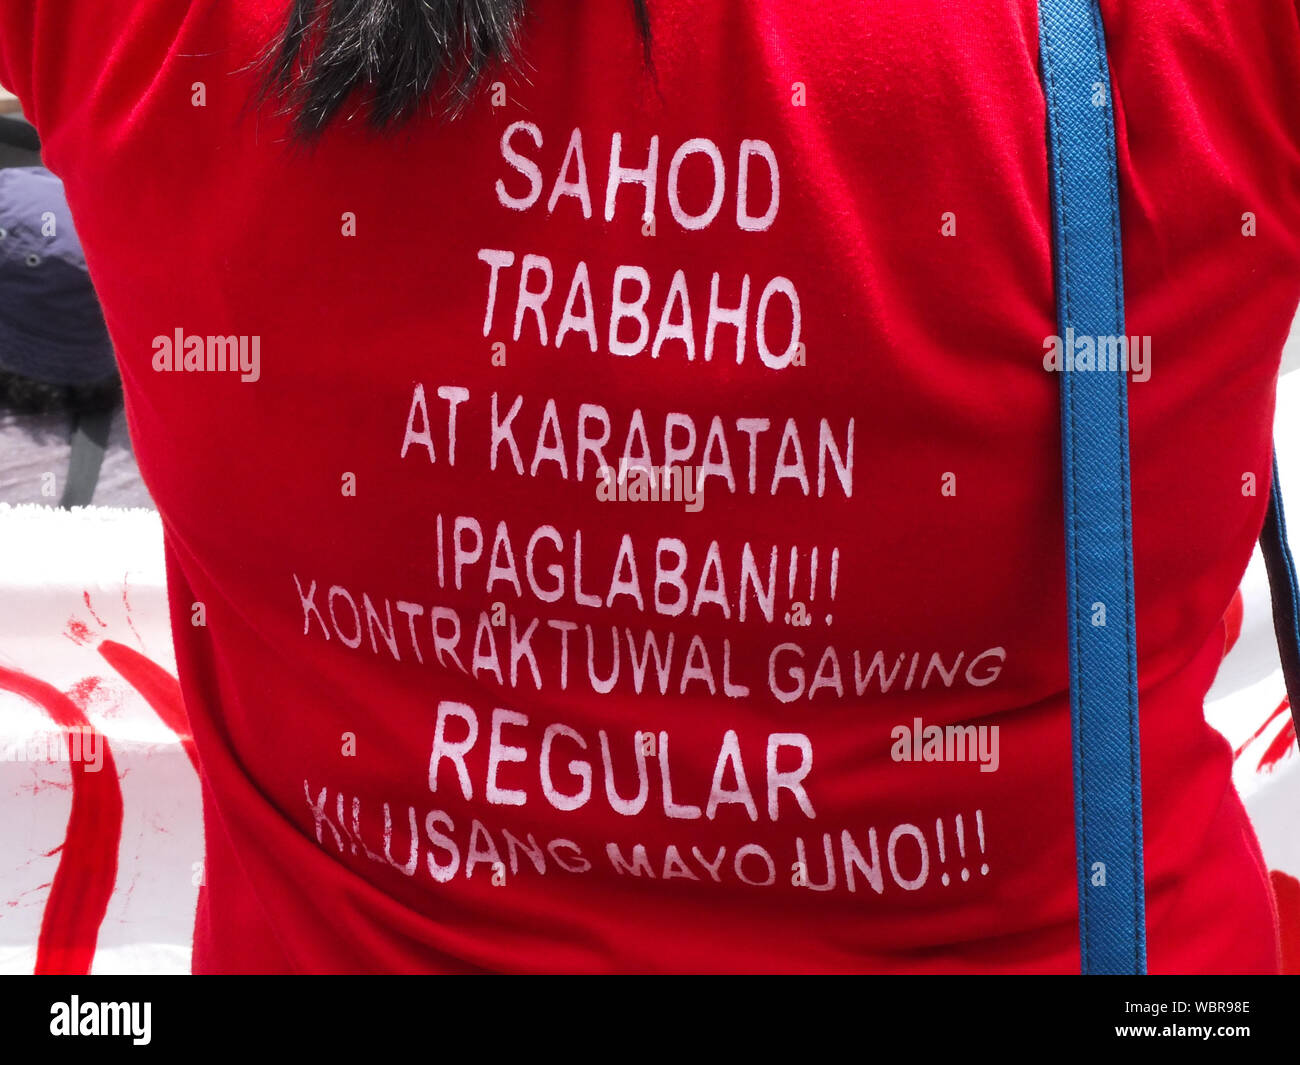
[1037,0,1147,973]
[1261,453,1300,732]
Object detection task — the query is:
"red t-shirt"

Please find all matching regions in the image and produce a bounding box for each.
[4,0,1300,973]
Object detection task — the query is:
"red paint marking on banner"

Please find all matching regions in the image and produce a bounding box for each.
[1270,870,1300,975]
[1234,697,1292,761]
[0,665,122,976]
[121,573,145,650]
[98,639,198,773]
[1257,717,1297,773]
[64,618,93,646]
[82,592,108,628]
[68,676,103,706]
[1222,588,1244,657]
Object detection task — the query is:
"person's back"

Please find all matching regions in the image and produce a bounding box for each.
[2,0,1297,972]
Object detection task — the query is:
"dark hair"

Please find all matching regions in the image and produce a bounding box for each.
[260,0,652,141]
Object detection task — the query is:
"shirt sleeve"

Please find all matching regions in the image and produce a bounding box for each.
[0,1,196,173]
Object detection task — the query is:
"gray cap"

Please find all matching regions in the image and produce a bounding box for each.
[0,166,116,385]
